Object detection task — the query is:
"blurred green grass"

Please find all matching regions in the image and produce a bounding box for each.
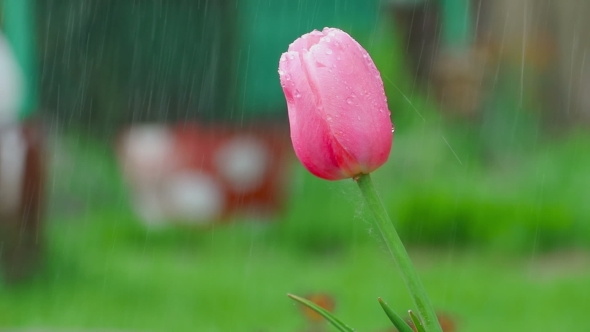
[1,205,589,331]
[1,127,590,331]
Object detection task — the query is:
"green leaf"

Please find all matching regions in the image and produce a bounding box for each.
[287,293,355,332]
[409,310,426,332]
[378,298,414,332]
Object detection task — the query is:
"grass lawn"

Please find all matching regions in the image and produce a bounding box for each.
[1,126,589,332]
[1,206,589,331]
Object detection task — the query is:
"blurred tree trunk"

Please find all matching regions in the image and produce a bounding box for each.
[553,0,590,124]
[0,122,45,284]
[483,0,590,126]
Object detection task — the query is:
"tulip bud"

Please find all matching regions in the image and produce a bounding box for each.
[279,28,393,180]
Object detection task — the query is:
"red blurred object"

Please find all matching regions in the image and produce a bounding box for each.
[117,121,291,226]
[300,293,337,323]
[0,121,45,283]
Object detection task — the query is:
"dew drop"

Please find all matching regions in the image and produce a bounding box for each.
[357,116,361,120]
[294,89,301,98]
[325,48,333,55]
[346,97,353,105]
[289,54,295,60]
[285,74,291,81]
[280,55,286,62]
[278,69,285,75]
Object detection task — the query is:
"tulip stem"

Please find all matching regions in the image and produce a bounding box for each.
[356,173,442,332]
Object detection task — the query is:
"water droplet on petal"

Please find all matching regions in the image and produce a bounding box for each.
[285,74,291,81]
[346,97,353,105]
[278,69,285,75]
[280,55,286,62]
[294,89,301,98]
[289,54,295,60]
[357,116,361,120]
[325,48,333,55]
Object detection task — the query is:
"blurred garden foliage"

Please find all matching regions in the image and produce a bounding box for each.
[30,0,590,252]
[2,1,590,330]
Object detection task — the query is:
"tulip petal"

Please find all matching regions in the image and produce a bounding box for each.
[303,28,392,174]
[288,30,324,54]
[279,50,352,180]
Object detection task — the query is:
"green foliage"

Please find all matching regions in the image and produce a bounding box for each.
[367,118,590,253]
[379,298,414,332]
[288,294,355,332]
[1,131,590,330]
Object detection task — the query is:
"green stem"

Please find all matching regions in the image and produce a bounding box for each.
[356,173,442,332]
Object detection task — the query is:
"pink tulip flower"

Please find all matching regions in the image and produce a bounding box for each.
[279,27,393,180]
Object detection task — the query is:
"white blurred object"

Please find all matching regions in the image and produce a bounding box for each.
[119,125,175,183]
[0,32,24,124]
[118,125,175,226]
[162,172,224,223]
[215,136,269,193]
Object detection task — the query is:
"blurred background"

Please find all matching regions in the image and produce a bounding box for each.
[0,0,589,331]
